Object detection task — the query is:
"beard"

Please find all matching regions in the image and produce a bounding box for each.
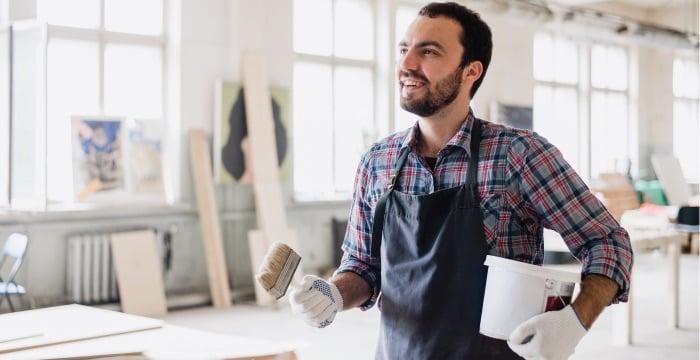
[399,64,465,117]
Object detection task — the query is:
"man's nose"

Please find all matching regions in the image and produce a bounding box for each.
[398,48,419,72]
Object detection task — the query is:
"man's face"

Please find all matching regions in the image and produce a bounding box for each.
[397,16,467,117]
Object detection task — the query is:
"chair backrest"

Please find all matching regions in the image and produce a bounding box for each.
[0,233,29,285]
[3,233,28,259]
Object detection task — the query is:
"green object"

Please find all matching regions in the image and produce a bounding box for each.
[634,180,668,205]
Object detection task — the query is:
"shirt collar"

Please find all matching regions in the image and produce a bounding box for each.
[400,108,476,157]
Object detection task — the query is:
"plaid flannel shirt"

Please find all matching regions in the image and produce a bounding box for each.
[336,110,633,310]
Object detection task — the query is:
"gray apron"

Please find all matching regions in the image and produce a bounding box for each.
[371,119,522,359]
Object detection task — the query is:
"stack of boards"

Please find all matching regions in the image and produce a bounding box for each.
[0,305,297,359]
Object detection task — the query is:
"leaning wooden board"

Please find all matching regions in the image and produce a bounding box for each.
[241,53,303,305]
[110,230,168,317]
[0,304,162,354]
[189,129,232,308]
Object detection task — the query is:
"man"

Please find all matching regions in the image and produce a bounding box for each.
[290,2,633,359]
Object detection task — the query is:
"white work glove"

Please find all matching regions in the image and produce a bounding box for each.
[507,305,587,360]
[289,275,344,328]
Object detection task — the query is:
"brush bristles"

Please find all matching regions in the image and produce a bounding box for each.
[256,242,301,299]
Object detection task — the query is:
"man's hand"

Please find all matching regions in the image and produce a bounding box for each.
[289,275,344,328]
[507,305,587,360]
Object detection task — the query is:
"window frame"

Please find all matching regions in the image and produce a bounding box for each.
[292,0,378,202]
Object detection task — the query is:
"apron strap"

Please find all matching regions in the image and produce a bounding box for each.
[370,147,410,258]
[465,119,482,207]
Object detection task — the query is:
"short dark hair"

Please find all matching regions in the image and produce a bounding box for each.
[418,2,492,98]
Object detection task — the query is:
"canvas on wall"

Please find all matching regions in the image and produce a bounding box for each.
[125,118,165,196]
[71,116,125,202]
[214,81,290,184]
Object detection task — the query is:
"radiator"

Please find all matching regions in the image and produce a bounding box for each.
[66,233,119,304]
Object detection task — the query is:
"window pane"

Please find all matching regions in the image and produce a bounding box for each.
[534,85,579,171]
[47,39,100,203]
[293,62,333,197]
[533,33,554,82]
[293,0,332,56]
[396,5,419,46]
[104,44,162,118]
[554,37,577,84]
[38,0,100,29]
[334,0,373,60]
[591,91,628,178]
[673,100,699,181]
[591,45,627,90]
[334,66,374,194]
[674,58,699,99]
[105,0,163,35]
[590,45,606,89]
[11,25,44,205]
[0,27,8,207]
[607,47,627,91]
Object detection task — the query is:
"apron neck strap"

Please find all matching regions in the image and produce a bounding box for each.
[464,118,482,206]
[388,147,410,190]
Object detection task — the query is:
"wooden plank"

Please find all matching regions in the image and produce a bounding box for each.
[0,304,162,354]
[242,53,280,184]
[110,230,168,317]
[189,129,232,308]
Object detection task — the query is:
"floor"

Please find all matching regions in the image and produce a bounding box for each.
[165,253,699,360]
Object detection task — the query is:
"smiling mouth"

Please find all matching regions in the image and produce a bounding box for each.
[401,79,426,89]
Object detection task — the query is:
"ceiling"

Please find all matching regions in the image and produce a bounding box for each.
[551,0,692,10]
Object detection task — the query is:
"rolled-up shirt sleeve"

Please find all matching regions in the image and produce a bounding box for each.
[511,132,633,303]
[334,150,382,310]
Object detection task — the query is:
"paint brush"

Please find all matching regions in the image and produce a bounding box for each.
[256,242,302,299]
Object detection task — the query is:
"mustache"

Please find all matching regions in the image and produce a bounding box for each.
[399,70,429,84]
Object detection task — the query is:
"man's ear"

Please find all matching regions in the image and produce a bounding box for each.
[462,61,484,84]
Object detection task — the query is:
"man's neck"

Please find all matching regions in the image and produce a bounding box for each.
[417,99,471,157]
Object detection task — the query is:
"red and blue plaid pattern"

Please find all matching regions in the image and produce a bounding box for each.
[336,110,633,310]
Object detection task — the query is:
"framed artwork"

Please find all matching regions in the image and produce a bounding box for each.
[489,101,533,131]
[125,118,164,197]
[213,80,290,184]
[71,116,126,202]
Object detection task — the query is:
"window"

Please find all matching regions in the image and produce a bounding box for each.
[38,0,165,205]
[532,33,581,173]
[673,57,699,182]
[590,44,629,179]
[0,24,8,208]
[293,0,376,200]
[533,33,633,180]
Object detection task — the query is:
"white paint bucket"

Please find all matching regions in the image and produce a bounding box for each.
[479,255,580,340]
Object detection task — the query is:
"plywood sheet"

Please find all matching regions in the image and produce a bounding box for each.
[0,304,162,354]
[0,325,298,360]
[189,129,232,308]
[110,230,168,317]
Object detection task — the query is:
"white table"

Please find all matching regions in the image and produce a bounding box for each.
[611,228,686,346]
[544,227,685,346]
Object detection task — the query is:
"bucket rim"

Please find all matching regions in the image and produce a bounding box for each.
[484,255,581,283]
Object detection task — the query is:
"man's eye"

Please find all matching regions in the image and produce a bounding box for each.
[399,48,407,55]
[423,49,436,55]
